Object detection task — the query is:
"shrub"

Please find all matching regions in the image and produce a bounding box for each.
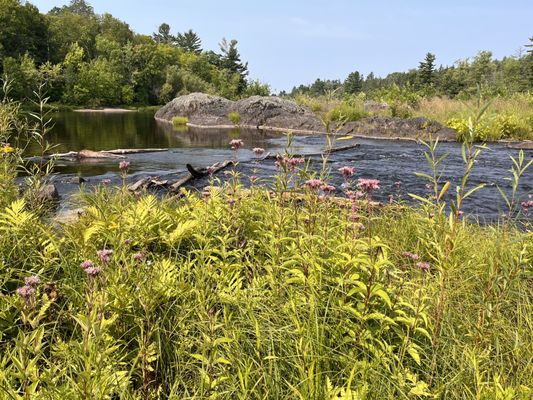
[228,111,241,125]
[172,116,189,128]
[326,102,367,122]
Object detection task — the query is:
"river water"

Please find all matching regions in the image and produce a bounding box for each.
[29,111,533,222]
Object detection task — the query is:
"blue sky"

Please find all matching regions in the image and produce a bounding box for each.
[30,0,533,92]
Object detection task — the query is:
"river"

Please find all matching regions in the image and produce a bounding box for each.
[28,110,533,222]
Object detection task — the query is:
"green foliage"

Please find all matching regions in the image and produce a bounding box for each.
[344,71,364,94]
[326,100,367,122]
[418,52,436,86]
[228,111,241,124]
[172,116,188,127]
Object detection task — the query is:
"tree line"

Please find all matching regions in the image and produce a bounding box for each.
[0,0,270,106]
[288,42,533,99]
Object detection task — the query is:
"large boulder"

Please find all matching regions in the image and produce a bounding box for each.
[155,93,325,132]
[234,96,324,131]
[155,93,233,126]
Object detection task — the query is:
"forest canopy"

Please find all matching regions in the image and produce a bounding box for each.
[0,0,268,106]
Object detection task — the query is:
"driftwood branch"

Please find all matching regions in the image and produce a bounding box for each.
[129,160,234,193]
[28,148,168,161]
[263,143,359,159]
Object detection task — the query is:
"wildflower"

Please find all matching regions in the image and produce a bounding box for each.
[1,144,15,154]
[338,166,356,178]
[229,139,243,150]
[321,184,336,193]
[124,239,131,245]
[85,267,101,277]
[16,285,35,300]
[97,249,113,264]
[119,161,130,171]
[305,179,322,190]
[24,275,40,287]
[346,190,364,200]
[425,183,432,190]
[102,179,111,185]
[80,260,94,270]
[250,175,258,184]
[133,252,144,261]
[357,178,380,193]
[253,147,265,156]
[416,262,430,272]
[521,200,533,213]
[402,251,420,261]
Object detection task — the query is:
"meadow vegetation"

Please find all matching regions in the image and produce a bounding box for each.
[1,92,532,398]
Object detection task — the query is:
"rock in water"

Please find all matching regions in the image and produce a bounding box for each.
[155,93,325,132]
[37,184,60,204]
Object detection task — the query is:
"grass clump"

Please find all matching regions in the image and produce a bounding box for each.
[172,115,189,128]
[228,111,241,124]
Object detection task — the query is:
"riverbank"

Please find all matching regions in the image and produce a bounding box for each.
[1,176,531,398]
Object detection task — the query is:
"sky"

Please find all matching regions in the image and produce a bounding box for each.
[29,0,533,92]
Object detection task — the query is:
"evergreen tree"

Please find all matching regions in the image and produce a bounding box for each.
[176,29,202,54]
[153,23,175,45]
[50,0,94,16]
[344,71,363,94]
[418,52,436,86]
[219,38,248,94]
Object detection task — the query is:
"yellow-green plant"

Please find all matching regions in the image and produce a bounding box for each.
[227,111,241,125]
[172,116,189,128]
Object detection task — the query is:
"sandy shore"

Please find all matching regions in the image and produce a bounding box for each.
[74,108,135,113]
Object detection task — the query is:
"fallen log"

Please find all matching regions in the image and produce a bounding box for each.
[263,143,360,160]
[171,160,234,192]
[102,148,168,155]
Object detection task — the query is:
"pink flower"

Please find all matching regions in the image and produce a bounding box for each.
[119,161,130,171]
[253,147,265,156]
[133,252,144,261]
[230,139,243,150]
[249,175,258,183]
[24,275,40,287]
[357,178,380,193]
[321,184,336,193]
[338,166,356,178]
[16,285,35,300]
[402,251,420,261]
[305,179,322,190]
[80,260,94,270]
[521,200,533,213]
[346,191,364,200]
[102,179,111,185]
[97,249,113,264]
[416,262,430,272]
[85,267,101,277]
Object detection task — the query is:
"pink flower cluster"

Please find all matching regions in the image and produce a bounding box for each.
[338,166,356,179]
[402,251,420,261]
[416,262,430,272]
[230,139,244,150]
[521,200,533,213]
[16,275,40,300]
[275,156,304,171]
[253,147,265,156]
[305,179,323,190]
[119,161,130,171]
[97,249,113,264]
[357,178,380,193]
[80,259,101,277]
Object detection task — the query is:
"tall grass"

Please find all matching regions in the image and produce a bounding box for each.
[0,91,532,398]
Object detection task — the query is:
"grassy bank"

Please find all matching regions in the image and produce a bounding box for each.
[2,95,532,398]
[293,93,533,141]
[1,157,532,398]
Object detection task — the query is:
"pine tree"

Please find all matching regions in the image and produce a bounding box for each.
[418,52,436,86]
[153,23,175,45]
[344,71,364,94]
[176,30,202,54]
[219,38,248,94]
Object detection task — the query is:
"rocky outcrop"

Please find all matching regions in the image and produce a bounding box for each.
[344,116,457,141]
[155,93,325,133]
[155,93,457,140]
